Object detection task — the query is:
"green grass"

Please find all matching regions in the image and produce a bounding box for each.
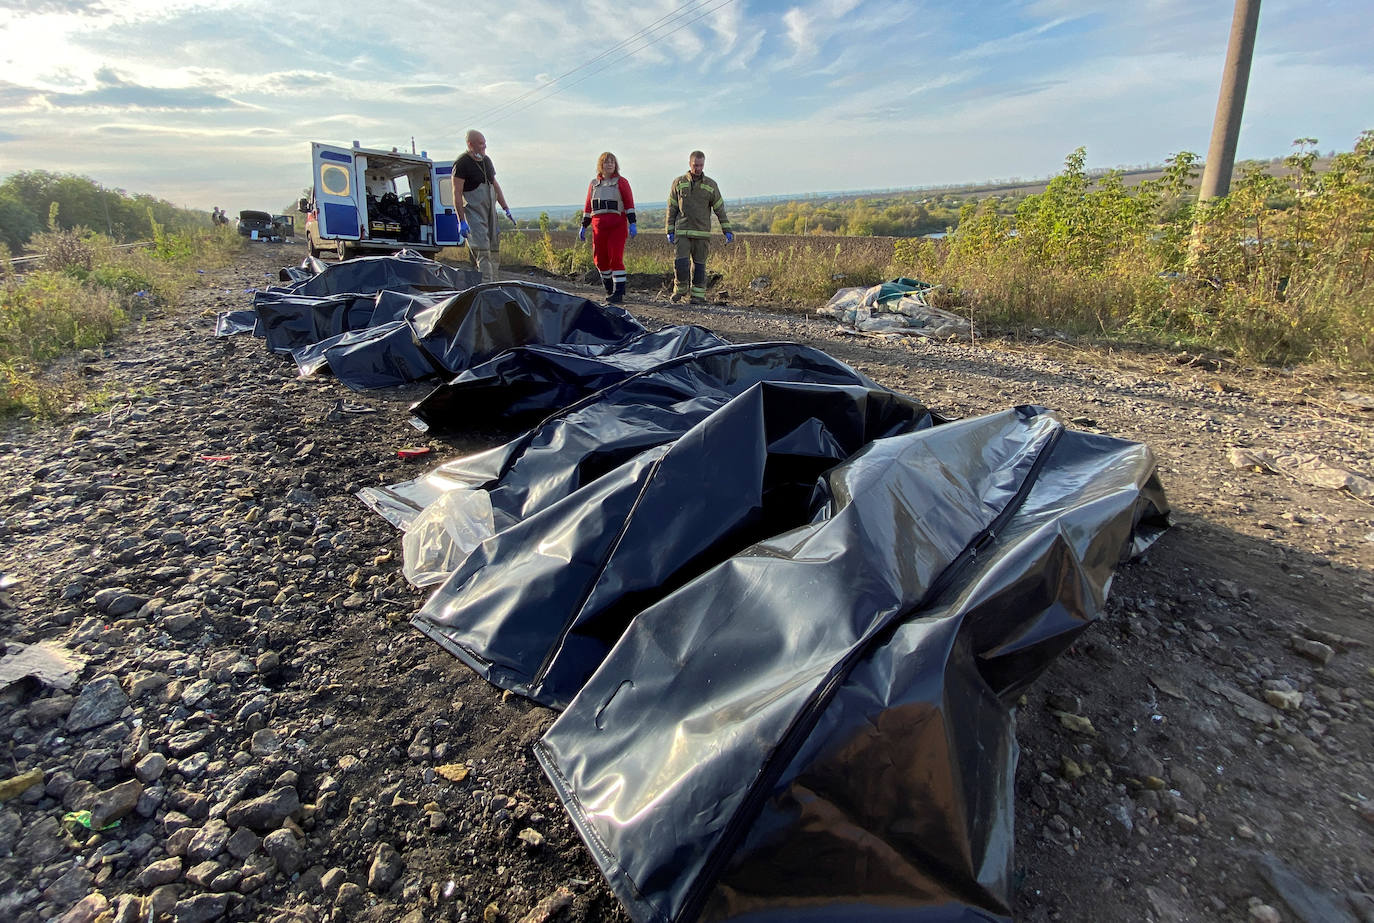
[458,135,1374,371]
[0,225,244,418]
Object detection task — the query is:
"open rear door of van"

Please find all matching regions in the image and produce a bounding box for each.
[431,161,461,246]
[312,143,361,241]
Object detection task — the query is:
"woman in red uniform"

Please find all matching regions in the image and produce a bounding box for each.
[580,152,636,304]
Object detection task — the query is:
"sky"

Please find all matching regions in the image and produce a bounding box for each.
[0,0,1371,215]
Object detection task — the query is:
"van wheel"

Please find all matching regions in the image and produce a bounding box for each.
[307,233,320,258]
[336,240,351,261]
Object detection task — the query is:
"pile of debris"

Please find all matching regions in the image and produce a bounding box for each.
[819,277,972,338]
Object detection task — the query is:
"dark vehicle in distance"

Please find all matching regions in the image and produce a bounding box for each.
[237,210,277,240]
[271,214,295,239]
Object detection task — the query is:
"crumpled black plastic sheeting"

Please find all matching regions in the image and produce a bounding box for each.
[277,255,329,285]
[536,407,1168,923]
[277,249,479,297]
[214,310,257,337]
[253,291,387,355]
[409,324,729,432]
[215,252,658,394]
[289,282,648,391]
[360,340,911,533]
[407,281,645,379]
[215,252,470,348]
[290,321,444,389]
[410,381,938,710]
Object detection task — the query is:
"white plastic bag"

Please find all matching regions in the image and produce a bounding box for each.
[401,487,496,587]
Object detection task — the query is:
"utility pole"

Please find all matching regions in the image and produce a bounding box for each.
[1198,0,1261,200]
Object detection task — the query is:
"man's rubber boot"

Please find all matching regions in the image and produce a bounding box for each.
[602,275,615,298]
[673,257,691,302]
[609,281,626,305]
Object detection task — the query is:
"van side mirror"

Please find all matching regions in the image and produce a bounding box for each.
[298,198,309,213]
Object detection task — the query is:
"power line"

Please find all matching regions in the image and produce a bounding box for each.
[468,0,738,128]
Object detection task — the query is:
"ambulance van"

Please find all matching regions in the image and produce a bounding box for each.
[300,141,464,260]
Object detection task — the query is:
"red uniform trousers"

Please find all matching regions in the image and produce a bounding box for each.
[591,214,629,272]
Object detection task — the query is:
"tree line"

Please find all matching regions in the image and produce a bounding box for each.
[0,171,211,254]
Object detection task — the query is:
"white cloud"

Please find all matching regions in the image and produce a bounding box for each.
[781,7,814,61]
[956,15,1076,60]
[0,0,1370,211]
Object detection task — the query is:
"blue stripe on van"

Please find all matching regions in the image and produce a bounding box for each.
[320,150,352,163]
[435,165,452,175]
[322,202,358,236]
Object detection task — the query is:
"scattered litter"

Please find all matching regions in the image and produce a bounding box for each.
[818,277,970,338]
[1175,352,1232,371]
[0,641,86,691]
[1228,448,1374,499]
[326,399,378,423]
[61,810,120,833]
[397,447,432,460]
[198,455,234,463]
[435,763,470,783]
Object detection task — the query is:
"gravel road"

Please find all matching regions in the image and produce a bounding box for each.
[1,244,1371,923]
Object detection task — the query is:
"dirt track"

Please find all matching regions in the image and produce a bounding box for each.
[1,243,1371,923]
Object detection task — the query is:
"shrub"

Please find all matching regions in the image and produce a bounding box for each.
[887,134,1374,366]
[31,225,96,273]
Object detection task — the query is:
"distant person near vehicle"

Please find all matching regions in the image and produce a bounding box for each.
[452,129,514,284]
[579,152,637,304]
[666,150,733,304]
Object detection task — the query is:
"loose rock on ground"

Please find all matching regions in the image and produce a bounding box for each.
[0,243,1370,922]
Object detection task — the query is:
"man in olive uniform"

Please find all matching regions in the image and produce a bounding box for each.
[453,129,514,283]
[665,150,733,304]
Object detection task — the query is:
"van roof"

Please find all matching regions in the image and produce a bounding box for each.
[349,145,433,162]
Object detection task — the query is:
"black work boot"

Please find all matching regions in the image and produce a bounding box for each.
[673,257,691,302]
[602,275,615,298]
[609,281,626,304]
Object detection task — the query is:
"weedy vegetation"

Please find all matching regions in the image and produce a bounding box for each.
[502,132,1374,369]
[7,132,1368,421]
[903,134,1374,366]
[1,206,243,418]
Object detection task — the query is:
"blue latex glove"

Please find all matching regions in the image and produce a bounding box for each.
[503,207,515,224]
[666,232,676,244]
[459,219,470,236]
[723,231,734,243]
[628,223,637,239]
[578,226,586,242]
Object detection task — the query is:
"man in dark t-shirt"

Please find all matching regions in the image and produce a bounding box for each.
[452,129,513,283]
